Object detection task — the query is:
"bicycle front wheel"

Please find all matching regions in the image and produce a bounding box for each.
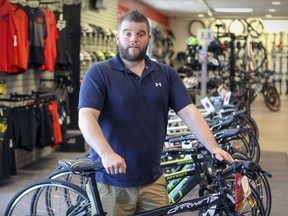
[5,179,91,216]
[224,177,266,216]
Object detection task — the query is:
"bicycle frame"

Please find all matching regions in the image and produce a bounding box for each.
[161,151,210,204]
[86,166,237,216]
[85,157,264,216]
[136,192,234,216]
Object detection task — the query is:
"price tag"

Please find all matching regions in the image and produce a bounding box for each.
[241,176,251,197]
[200,97,215,113]
[223,91,231,105]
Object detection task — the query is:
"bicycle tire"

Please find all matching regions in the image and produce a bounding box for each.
[224,176,266,216]
[46,168,88,189]
[188,19,206,36]
[243,114,259,141]
[242,129,261,163]
[246,19,264,38]
[5,179,91,216]
[228,19,246,35]
[262,85,281,112]
[253,172,272,216]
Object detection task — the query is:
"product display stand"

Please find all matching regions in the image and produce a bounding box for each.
[197,29,214,99]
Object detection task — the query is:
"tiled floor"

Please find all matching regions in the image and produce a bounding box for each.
[0,96,287,215]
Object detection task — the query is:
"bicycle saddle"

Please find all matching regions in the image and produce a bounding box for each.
[59,159,104,172]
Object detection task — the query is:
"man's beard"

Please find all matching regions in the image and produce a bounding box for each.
[119,44,148,61]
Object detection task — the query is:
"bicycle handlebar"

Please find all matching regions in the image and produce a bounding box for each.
[220,160,272,178]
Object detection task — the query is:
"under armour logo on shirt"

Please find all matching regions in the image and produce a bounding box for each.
[155,82,162,87]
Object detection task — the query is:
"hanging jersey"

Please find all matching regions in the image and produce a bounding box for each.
[0,0,16,72]
[54,11,74,69]
[41,9,59,72]
[11,4,29,73]
[23,6,47,68]
[48,101,63,146]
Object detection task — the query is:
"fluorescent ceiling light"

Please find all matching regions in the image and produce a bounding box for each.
[272,1,281,6]
[214,8,253,13]
[269,9,276,12]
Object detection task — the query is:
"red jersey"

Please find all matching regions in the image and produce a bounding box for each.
[41,9,59,72]
[48,100,63,146]
[10,4,29,73]
[0,0,16,72]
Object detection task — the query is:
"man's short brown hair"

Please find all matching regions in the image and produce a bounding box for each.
[118,10,150,33]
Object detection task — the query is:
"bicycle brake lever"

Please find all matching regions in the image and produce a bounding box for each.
[261,170,272,178]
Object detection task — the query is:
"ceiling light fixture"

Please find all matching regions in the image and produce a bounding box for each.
[214,8,253,13]
[184,1,194,5]
[269,9,276,12]
[272,1,281,6]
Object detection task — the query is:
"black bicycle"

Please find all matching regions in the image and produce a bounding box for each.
[232,69,281,113]
[5,152,271,216]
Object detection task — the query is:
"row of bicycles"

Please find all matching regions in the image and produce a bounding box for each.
[4,100,272,215]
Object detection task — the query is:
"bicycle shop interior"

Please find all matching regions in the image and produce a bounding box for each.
[0,0,288,215]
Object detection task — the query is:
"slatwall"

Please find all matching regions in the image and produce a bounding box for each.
[80,0,118,78]
[81,0,117,30]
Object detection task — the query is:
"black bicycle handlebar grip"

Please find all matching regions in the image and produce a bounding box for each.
[221,160,253,177]
[222,128,241,138]
[211,117,233,130]
[219,117,234,127]
[169,134,195,143]
[234,109,246,117]
[242,161,257,170]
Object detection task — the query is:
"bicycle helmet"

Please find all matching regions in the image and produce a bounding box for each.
[183,76,198,89]
[186,36,199,46]
[208,39,222,52]
[95,51,106,61]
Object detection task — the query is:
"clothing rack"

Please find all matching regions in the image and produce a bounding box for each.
[0,90,55,103]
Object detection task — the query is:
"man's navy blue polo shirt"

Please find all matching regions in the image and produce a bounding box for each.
[79,53,192,187]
